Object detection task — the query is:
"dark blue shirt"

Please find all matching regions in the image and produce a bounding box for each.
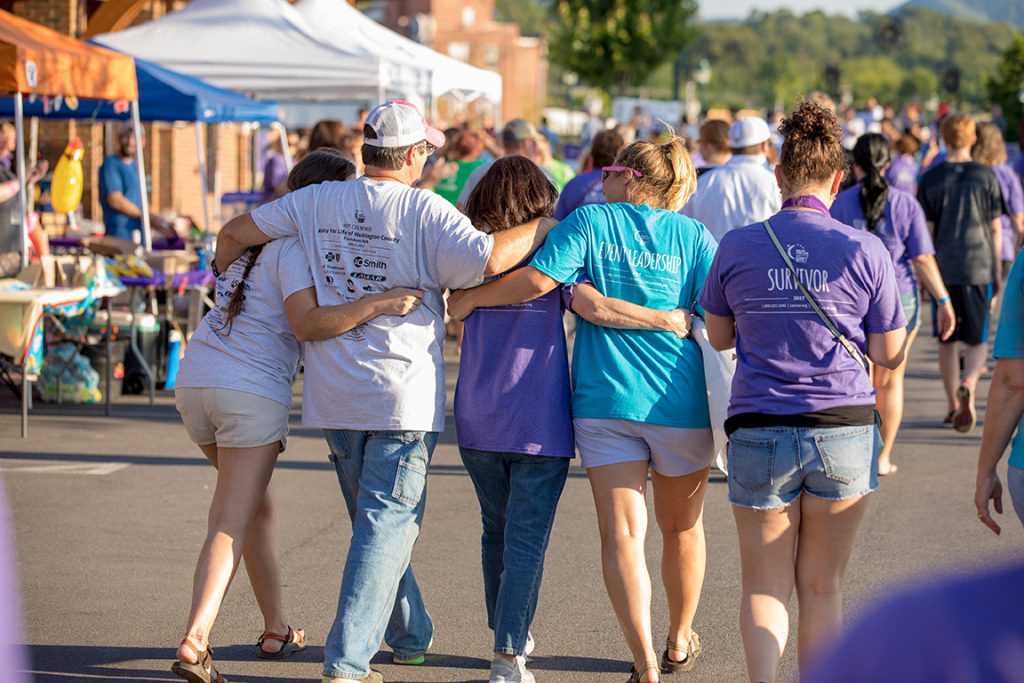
[99,155,141,241]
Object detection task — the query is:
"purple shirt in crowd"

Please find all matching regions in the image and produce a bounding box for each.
[554,169,604,220]
[992,163,1024,259]
[454,278,574,458]
[699,209,906,418]
[886,153,919,196]
[830,185,935,294]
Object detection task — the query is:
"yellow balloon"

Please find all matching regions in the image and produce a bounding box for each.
[51,137,84,214]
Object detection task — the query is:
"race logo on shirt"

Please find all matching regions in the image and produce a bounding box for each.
[767,244,830,293]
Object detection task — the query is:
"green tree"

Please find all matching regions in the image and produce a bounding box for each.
[496,0,550,37]
[841,56,906,104]
[548,0,699,95]
[987,34,1024,142]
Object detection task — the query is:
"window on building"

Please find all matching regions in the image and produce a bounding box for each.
[483,44,499,70]
[462,7,475,27]
[448,42,471,63]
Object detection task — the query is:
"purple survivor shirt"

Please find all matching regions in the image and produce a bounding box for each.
[699,209,906,418]
[993,163,1024,259]
[830,185,935,294]
[886,153,919,196]
[454,277,574,458]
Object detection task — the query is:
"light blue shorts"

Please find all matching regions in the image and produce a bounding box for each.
[727,424,880,510]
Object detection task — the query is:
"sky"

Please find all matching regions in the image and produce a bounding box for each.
[699,0,903,20]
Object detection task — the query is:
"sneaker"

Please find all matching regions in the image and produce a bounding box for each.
[943,409,956,427]
[524,632,535,657]
[393,638,431,665]
[953,384,976,433]
[322,673,383,683]
[490,656,535,683]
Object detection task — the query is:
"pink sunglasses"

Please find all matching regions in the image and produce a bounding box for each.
[602,166,644,180]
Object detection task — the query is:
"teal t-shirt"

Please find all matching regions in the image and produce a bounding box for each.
[529,203,717,428]
[994,250,1024,469]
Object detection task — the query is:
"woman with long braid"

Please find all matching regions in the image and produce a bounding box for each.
[171,150,423,683]
[831,133,955,475]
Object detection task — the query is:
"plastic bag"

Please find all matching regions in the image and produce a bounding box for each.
[691,318,736,475]
[38,343,102,404]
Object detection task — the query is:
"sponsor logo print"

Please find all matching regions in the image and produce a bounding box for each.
[787,244,810,264]
[350,271,387,282]
[355,210,366,223]
[353,256,387,269]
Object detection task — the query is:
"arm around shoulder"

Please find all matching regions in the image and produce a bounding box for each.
[215,213,273,274]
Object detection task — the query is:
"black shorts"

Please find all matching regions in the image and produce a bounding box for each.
[934,284,992,346]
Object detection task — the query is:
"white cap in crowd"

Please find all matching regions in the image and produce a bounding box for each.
[729,117,772,148]
[363,100,446,149]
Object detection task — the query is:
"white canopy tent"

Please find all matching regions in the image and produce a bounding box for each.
[293,0,503,107]
[93,0,386,101]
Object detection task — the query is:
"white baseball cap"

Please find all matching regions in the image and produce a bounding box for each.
[729,117,772,148]
[363,100,445,149]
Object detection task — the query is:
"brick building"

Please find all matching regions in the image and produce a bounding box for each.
[366,0,547,123]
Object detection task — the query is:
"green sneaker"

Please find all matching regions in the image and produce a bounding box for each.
[393,639,431,665]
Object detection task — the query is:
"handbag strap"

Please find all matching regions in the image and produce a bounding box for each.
[762,220,869,373]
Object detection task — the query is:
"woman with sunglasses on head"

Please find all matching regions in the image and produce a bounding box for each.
[171,150,423,683]
[449,137,717,683]
[831,133,955,475]
[699,101,908,683]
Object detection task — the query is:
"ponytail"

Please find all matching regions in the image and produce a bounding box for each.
[214,245,263,335]
[616,134,696,211]
[852,133,891,233]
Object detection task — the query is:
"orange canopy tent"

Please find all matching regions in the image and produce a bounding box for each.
[0,9,146,267]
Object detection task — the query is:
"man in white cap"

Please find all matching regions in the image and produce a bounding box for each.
[215,101,555,683]
[684,116,781,242]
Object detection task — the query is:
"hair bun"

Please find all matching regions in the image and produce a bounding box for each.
[779,99,842,147]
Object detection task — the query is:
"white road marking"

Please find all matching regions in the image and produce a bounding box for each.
[0,462,129,475]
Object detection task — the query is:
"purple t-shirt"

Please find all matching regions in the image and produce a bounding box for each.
[886,153,919,196]
[698,209,906,418]
[993,163,1023,259]
[830,186,935,294]
[554,169,604,220]
[454,277,574,458]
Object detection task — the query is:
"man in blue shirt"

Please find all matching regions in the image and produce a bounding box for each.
[99,127,173,242]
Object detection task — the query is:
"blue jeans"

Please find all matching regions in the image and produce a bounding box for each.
[459,447,570,656]
[322,430,439,679]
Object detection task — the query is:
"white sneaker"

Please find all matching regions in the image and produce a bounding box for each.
[524,631,535,657]
[490,655,536,683]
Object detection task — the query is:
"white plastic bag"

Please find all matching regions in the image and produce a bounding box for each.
[691,318,736,474]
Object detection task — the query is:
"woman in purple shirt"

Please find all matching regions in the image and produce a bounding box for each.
[886,133,920,196]
[831,133,955,475]
[973,123,1024,276]
[699,101,908,683]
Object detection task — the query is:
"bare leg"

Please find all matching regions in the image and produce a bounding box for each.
[938,341,961,413]
[243,484,291,652]
[587,461,660,682]
[176,442,280,664]
[874,327,918,474]
[732,503,800,683]
[961,342,989,394]
[651,467,709,661]
[794,493,871,675]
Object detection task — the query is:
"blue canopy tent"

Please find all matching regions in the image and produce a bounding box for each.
[0,57,285,236]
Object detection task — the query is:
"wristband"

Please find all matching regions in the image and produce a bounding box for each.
[936,296,951,305]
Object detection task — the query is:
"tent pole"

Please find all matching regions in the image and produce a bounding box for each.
[251,124,260,193]
[195,122,212,238]
[28,116,38,215]
[131,100,152,252]
[275,122,293,170]
[14,93,29,271]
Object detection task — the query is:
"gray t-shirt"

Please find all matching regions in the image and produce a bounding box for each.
[252,177,494,431]
[177,238,314,406]
[917,161,1007,286]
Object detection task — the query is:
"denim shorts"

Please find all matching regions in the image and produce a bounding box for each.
[727,424,880,510]
[900,289,920,333]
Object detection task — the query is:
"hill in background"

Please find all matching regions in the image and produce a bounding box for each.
[898,0,1024,29]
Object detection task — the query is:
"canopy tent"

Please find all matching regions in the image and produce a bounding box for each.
[0,56,286,237]
[93,0,396,102]
[0,9,146,267]
[293,0,502,106]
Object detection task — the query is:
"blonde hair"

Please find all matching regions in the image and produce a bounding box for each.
[616,136,696,211]
[972,122,1007,167]
[940,114,976,150]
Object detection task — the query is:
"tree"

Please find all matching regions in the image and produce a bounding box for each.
[548,0,699,96]
[841,56,906,105]
[987,34,1024,142]
[496,0,550,37]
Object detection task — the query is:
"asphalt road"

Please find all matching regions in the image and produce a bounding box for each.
[2,321,1021,683]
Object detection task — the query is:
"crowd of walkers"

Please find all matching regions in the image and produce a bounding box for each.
[166,96,1024,683]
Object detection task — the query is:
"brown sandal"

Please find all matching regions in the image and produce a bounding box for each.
[171,635,228,683]
[257,625,306,659]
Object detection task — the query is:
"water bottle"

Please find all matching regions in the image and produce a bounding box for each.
[164,329,183,390]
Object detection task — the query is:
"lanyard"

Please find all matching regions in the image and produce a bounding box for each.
[781,195,830,215]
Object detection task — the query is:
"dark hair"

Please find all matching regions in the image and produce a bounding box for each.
[698,119,730,155]
[360,123,432,170]
[218,149,356,334]
[307,119,348,153]
[591,129,625,169]
[777,99,846,195]
[852,134,891,234]
[464,156,557,232]
[893,133,920,156]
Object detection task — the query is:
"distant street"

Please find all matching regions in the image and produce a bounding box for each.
[2,321,1020,683]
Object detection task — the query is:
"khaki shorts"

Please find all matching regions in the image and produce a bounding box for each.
[573,418,714,477]
[175,387,290,451]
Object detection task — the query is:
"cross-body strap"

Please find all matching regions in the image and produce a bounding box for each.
[762,220,869,373]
